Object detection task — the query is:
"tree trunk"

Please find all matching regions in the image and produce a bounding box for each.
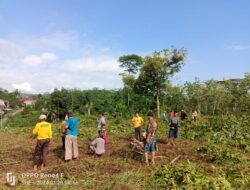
[87,107,91,116]
[212,103,216,115]
[128,90,130,107]
[157,88,160,119]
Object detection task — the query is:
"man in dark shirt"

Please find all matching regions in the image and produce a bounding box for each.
[167,111,179,147]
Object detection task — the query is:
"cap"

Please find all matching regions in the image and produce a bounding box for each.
[67,111,73,115]
[39,114,47,120]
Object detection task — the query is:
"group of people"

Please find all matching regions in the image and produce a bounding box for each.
[31,109,198,170]
[32,111,79,171]
[131,112,157,165]
[131,109,198,165]
[32,112,108,171]
[89,113,107,156]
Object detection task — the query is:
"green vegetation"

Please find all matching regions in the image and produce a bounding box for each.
[151,162,232,190]
[0,88,21,108]
[0,49,249,189]
[30,73,250,121]
[4,107,40,128]
[1,109,249,189]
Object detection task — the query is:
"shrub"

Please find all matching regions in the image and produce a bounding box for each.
[150,162,232,190]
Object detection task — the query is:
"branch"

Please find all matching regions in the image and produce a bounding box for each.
[170,155,181,165]
[0,161,20,166]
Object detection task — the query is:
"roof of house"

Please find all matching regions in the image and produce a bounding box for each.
[0,99,5,106]
[18,98,35,103]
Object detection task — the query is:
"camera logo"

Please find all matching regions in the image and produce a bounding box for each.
[6,172,16,186]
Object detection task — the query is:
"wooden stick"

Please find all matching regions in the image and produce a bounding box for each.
[170,155,181,164]
[155,156,167,158]
[0,161,20,166]
[133,150,143,155]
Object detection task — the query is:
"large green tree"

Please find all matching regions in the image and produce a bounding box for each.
[118,54,142,108]
[118,54,143,75]
[135,48,187,118]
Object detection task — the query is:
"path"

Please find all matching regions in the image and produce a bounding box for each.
[1,108,24,124]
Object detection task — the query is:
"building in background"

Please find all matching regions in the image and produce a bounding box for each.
[0,99,5,112]
[18,98,36,106]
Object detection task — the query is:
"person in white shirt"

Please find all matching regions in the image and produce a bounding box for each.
[97,113,108,144]
[89,134,105,156]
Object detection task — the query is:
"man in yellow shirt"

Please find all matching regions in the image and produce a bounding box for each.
[192,110,198,122]
[32,114,52,171]
[131,112,144,141]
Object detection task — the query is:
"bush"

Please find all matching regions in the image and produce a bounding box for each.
[5,110,40,128]
[197,143,242,164]
[150,162,232,190]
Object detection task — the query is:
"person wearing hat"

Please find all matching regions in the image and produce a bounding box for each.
[32,114,52,171]
[65,111,78,161]
[145,112,157,165]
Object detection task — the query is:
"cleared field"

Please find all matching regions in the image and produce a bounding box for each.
[0,113,249,189]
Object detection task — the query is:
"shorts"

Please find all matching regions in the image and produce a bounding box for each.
[168,128,178,138]
[145,139,156,153]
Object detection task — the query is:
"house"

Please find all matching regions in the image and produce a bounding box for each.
[0,99,5,111]
[18,98,36,106]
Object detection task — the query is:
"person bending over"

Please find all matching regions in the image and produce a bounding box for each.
[89,134,105,156]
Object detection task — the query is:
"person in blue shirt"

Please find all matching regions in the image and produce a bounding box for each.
[161,111,166,121]
[65,111,78,161]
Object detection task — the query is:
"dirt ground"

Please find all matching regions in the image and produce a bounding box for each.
[0,127,204,190]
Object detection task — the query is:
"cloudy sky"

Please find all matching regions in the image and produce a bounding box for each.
[0,0,249,93]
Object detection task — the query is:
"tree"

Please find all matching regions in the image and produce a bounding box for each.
[85,92,93,116]
[184,79,203,113]
[48,88,71,119]
[135,48,187,118]
[118,54,142,108]
[118,54,143,75]
[120,74,136,107]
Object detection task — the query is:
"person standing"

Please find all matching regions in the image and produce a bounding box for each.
[98,113,108,144]
[161,111,167,121]
[32,114,52,171]
[192,110,198,122]
[145,112,157,165]
[170,110,175,118]
[180,110,188,136]
[131,112,144,141]
[167,111,179,147]
[65,111,78,161]
[61,115,68,151]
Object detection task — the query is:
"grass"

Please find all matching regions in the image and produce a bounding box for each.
[0,111,249,189]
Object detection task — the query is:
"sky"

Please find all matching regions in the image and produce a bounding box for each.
[0,0,249,93]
